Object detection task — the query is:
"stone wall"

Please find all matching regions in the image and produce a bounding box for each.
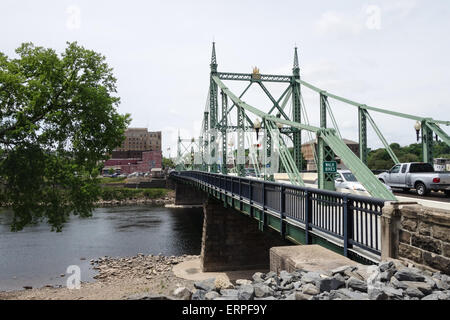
[201,197,288,272]
[382,203,450,274]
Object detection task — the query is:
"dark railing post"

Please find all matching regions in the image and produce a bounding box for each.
[305,190,312,244]
[343,196,353,257]
[280,185,286,239]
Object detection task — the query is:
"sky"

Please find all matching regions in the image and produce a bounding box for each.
[1,0,449,158]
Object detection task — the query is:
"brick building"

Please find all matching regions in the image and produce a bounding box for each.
[301,138,359,171]
[103,128,162,174]
[115,128,161,152]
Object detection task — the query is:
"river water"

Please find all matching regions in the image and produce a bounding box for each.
[0,205,203,292]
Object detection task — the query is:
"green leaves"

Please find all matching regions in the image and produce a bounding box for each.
[0,42,130,231]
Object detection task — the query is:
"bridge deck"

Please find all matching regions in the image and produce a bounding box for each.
[172,171,386,263]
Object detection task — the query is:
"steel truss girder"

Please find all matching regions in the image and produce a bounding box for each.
[297,79,450,126]
[218,72,292,83]
[212,75,397,200]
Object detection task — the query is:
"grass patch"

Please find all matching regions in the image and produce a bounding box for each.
[100,187,168,201]
[99,177,127,184]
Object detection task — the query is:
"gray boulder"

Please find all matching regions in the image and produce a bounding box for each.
[205,291,220,300]
[172,287,192,300]
[254,283,274,298]
[316,277,345,292]
[394,268,425,282]
[237,284,254,300]
[192,289,207,300]
[194,278,216,292]
[347,277,368,292]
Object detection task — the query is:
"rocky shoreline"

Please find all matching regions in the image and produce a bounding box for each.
[160,259,450,301]
[2,253,449,300]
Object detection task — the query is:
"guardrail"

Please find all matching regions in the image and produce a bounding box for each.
[171,171,386,259]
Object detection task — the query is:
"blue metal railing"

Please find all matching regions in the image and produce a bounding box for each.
[171,171,385,258]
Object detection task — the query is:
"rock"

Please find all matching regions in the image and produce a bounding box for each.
[284,293,296,300]
[214,277,234,290]
[191,289,207,300]
[330,289,369,300]
[172,287,192,300]
[380,286,404,300]
[378,261,395,272]
[347,277,368,292]
[265,271,277,279]
[368,287,388,300]
[378,270,394,282]
[316,277,345,292]
[422,293,439,300]
[254,296,277,300]
[237,284,254,300]
[279,270,293,284]
[295,292,313,300]
[390,277,409,290]
[194,278,216,292]
[235,279,252,286]
[204,291,220,300]
[23,286,32,290]
[302,272,322,284]
[394,268,425,282]
[302,283,320,296]
[252,272,265,283]
[402,281,433,295]
[405,287,424,299]
[127,294,173,300]
[293,281,302,290]
[253,283,273,298]
[331,265,352,275]
[220,289,239,298]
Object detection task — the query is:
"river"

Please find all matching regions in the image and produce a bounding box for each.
[0,205,203,292]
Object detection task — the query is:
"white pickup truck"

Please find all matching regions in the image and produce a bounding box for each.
[377,162,450,197]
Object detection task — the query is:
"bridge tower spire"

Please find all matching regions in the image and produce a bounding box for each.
[293,46,300,75]
[210,42,218,73]
[209,42,219,172]
[292,46,303,171]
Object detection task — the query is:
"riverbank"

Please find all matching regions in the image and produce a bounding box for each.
[2,253,449,300]
[95,189,175,207]
[0,254,199,300]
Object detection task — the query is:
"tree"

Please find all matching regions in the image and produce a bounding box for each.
[0,42,130,231]
[162,157,175,169]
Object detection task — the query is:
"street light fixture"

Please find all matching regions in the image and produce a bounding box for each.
[414,121,421,142]
[254,119,261,140]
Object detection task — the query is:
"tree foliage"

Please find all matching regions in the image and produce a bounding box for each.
[367,141,450,170]
[0,42,130,231]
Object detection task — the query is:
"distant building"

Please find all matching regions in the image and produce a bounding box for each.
[301,138,359,171]
[103,128,162,174]
[115,128,161,152]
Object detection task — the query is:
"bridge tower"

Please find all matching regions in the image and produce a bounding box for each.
[292,47,303,172]
[209,42,219,173]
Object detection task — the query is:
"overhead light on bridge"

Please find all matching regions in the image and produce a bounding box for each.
[414,121,421,142]
[254,119,261,140]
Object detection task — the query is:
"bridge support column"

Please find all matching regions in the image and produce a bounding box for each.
[201,197,287,272]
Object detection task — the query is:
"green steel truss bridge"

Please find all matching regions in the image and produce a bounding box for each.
[176,43,450,201]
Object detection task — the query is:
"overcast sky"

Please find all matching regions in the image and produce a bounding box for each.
[1,0,449,158]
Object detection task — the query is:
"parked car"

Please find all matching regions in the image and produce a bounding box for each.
[377,162,450,197]
[334,170,393,194]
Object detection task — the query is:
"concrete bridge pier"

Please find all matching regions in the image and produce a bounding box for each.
[174,182,206,205]
[200,197,288,272]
